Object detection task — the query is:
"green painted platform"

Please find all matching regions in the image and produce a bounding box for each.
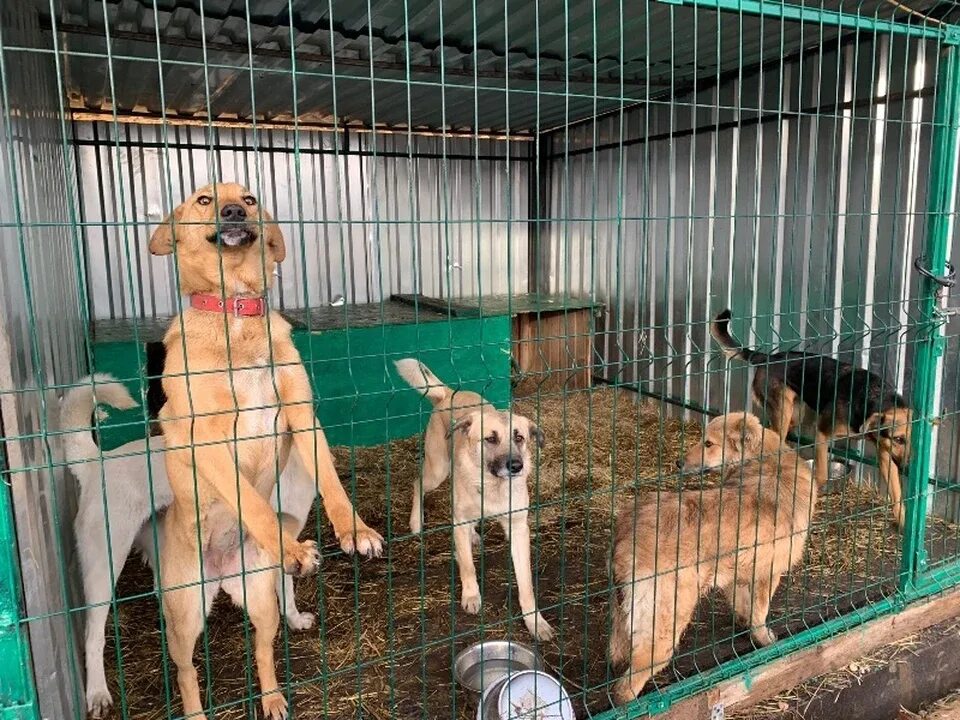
[90,299,512,450]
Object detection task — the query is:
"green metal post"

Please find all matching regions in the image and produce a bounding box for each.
[660,0,958,44]
[0,450,40,720]
[901,44,960,589]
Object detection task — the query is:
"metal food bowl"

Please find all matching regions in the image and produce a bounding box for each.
[476,676,511,720]
[495,670,575,720]
[455,641,543,695]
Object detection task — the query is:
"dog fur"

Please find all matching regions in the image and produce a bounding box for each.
[610,413,818,704]
[64,375,321,718]
[395,358,553,641]
[149,182,382,719]
[711,309,911,529]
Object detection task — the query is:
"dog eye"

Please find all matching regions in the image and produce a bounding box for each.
[703,440,714,448]
[197,195,212,206]
[894,437,906,445]
[514,432,524,444]
[485,433,498,444]
[243,195,257,206]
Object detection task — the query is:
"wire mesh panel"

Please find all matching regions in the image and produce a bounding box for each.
[1,1,959,720]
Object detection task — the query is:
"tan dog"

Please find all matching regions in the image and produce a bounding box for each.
[610,413,817,704]
[149,182,383,720]
[395,359,553,641]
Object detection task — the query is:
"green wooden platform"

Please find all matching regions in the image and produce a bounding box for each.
[90,299,512,450]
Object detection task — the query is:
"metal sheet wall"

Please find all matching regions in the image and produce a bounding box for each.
[75,123,532,319]
[0,4,85,719]
[544,36,960,485]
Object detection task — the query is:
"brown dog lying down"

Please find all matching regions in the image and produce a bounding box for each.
[149,182,383,720]
[610,413,818,705]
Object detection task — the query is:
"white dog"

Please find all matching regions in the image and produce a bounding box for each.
[63,375,319,718]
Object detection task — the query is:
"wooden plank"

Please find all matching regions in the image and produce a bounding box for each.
[513,308,594,395]
[660,587,960,719]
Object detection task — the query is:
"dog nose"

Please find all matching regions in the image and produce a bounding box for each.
[220,203,246,222]
[508,457,524,474]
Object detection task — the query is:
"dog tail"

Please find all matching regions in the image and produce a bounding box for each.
[710,309,759,363]
[60,374,138,464]
[394,359,451,405]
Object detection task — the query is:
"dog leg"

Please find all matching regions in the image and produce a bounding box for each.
[277,514,315,631]
[222,548,287,720]
[769,388,797,444]
[814,428,831,489]
[166,442,319,576]
[278,362,383,557]
[76,499,145,718]
[501,514,553,641]
[722,574,779,647]
[453,519,482,614]
[613,570,696,705]
[410,452,449,534]
[877,447,905,531]
[160,511,216,720]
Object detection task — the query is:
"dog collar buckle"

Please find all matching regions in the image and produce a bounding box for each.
[190,293,266,317]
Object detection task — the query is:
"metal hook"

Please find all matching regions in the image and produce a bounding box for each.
[914,255,956,288]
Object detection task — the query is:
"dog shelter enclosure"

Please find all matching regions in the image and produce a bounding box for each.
[3,0,960,718]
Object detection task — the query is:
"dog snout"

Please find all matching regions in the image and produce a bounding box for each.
[220,203,247,222]
[508,457,524,475]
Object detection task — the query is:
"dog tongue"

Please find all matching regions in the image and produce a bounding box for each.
[219,227,250,246]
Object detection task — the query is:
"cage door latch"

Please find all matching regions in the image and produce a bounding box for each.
[914,256,958,317]
[914,255,956,288]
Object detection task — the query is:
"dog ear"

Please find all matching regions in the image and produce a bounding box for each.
[862,412,883,437]
[731,413,764,455]
[446,414,474,440]
[149,204,184,256]
[260,208,286,263]
[530,423,545,449]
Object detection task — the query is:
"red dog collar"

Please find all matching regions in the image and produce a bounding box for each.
[190,293,267,317]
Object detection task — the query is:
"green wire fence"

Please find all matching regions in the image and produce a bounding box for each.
[1,0,960,719]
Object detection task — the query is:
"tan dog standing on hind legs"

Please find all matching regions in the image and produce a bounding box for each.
[149,182,383,720]
[610,413,818,705]
[395,358,554,641]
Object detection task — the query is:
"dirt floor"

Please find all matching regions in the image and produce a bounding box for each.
[101,387,960,720]
[911,689,960,719]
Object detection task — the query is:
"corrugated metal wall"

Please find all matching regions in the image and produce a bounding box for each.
[543,35,960,489]
[75,123,532,319]
[0,4,85,719]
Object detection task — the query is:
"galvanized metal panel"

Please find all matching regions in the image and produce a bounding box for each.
[77,122,530,318]
[0,4,85,719]
[545,36,953,486]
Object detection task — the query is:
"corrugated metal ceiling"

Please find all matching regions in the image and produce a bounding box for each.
[34,0,954,134]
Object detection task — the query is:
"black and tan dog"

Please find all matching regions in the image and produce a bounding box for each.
[710,309,911,529]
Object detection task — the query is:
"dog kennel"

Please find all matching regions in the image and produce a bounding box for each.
[2,0,960,718]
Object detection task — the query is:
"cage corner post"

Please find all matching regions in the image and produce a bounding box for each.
[0,449,40,720]
[528,130,552,297]
[901,34,960,594]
